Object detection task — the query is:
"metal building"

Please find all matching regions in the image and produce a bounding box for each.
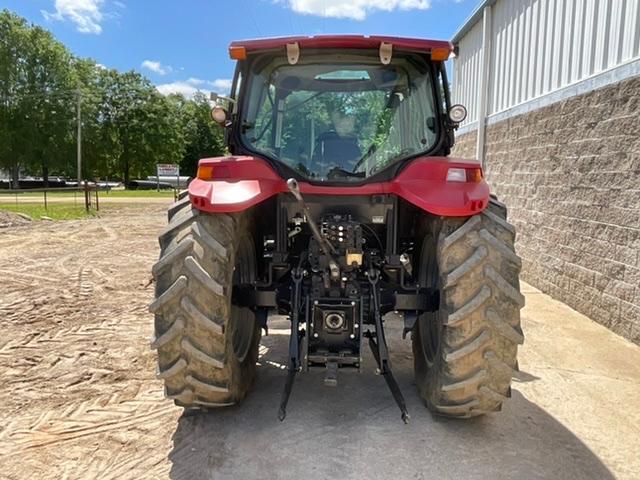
[453,0,640,159]
[449,0,640,345]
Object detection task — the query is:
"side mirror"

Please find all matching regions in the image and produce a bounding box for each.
[448,104,467,124]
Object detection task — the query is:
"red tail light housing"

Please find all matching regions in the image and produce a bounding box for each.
[446,166,483,183]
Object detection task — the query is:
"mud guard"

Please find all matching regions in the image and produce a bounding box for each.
[188,155,489,217]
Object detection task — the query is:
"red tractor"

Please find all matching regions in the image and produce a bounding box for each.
[150,36,524,421]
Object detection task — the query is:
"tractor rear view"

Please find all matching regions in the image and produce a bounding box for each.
[150,36,524,421]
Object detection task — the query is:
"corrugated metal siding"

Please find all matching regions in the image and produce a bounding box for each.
[453,0,640,119]
[452,19,484,125]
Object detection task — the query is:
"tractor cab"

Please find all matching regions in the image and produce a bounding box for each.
[213,36,466,184]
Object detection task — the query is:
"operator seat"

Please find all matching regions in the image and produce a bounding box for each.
[313,131,361,172]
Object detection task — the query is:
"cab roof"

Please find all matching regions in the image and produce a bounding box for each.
[228,35,453,59]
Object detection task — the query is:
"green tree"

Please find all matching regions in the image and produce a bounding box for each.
[177,91,225,177]
[71,58,112,181]
[23,23,76,186]
[95,70,185,183]
[0,10,77,187]
[0,11,31,187]
[0,9,225,188]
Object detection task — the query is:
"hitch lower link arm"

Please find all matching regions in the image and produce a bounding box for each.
[367,269,410,424]
[278,267,304,421]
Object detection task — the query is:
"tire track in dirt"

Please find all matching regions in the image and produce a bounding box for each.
[0,310,158,411]
[77,266,94,297]
[0,203,179,480]
[1,388,173,454]
[0,389,177,479]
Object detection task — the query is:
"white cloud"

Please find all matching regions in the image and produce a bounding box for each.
[156,81,201,98]
[42,0,105,34]
[155,78,232,98]
[283,0,430,20]
[185,77,206,86]
[141,60,172,76]
[210,79,233,92]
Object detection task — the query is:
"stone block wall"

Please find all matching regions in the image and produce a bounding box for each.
[451,128,477,160]
[452,75,640,344]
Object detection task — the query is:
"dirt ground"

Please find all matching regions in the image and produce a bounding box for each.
[0,211,31,228]
[1,203,639,480]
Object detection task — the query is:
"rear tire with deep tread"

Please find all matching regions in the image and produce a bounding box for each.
[150,203,260,408]
[167,191,190,222]
[412,198,524,417]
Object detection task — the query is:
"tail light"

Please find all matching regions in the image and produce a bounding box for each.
[466,167,483,183]
[197,165,214,180]
[196,165,230,180]
[446,167,483,183]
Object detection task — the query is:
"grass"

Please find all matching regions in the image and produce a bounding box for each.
[86,189,176,198]
[0,203,97,220]
[0,188,177,221]
[0,189,176,198]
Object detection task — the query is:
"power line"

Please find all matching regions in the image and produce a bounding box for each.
[287,7,296,34]
[322,0,326,33]
[284,1,302,35]
[240,0,263,37]
[1,88,161,102]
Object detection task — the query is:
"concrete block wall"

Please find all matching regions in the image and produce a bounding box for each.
[451,128,477,160]
[452,75,640,344]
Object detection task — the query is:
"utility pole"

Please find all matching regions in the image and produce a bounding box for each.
[76,89,82,186]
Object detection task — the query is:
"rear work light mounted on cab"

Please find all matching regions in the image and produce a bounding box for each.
[209,92,236,126]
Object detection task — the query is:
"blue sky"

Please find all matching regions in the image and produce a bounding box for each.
[3,0,476,96]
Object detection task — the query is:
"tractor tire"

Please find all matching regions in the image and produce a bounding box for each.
[150,199,260,408]
[412,197,524,417]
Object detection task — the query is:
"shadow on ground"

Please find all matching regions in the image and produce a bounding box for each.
[168,318,613,480]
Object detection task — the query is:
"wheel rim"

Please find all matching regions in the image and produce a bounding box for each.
[418,234,440,365]
[231,237,256,362]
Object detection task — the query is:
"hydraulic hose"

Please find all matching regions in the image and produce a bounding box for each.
[286,178,340,280]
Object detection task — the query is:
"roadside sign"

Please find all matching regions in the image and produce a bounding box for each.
[156,164,180,191]
[156,164,179,176]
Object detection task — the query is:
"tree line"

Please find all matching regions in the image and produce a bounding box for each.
[0,9,225,187]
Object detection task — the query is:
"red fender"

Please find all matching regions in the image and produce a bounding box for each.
[188,156,489,217]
